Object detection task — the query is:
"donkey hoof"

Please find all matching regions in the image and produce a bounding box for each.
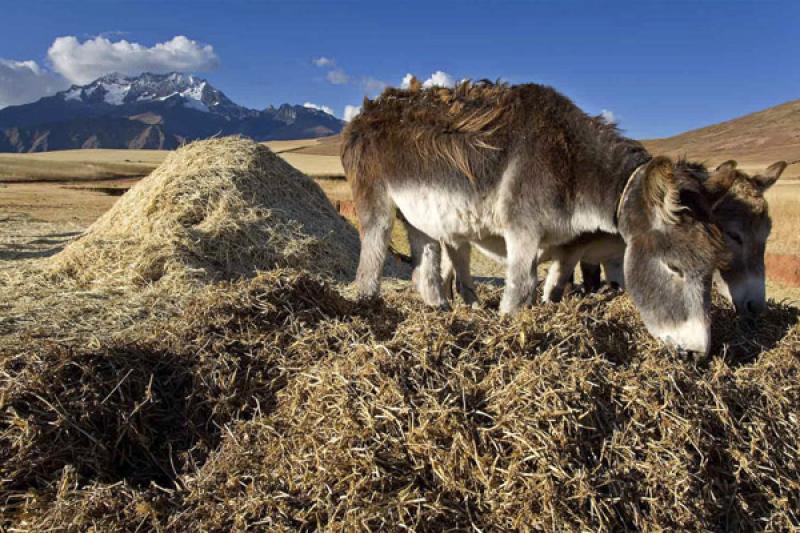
[436,301,452,312]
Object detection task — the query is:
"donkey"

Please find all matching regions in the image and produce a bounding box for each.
[425,159,787,309]
[541,159,786,309]
[342,80,728,354]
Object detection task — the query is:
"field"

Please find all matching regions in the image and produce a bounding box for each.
[1,138,798,531]
[2,135,798,300]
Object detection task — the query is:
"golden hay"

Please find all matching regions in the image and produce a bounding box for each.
[1,271,798,531]
[47,137,361,288]
[1,137,798,532]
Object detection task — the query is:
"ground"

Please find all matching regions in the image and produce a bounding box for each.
[1,138,797,302]
[1,138,798,531]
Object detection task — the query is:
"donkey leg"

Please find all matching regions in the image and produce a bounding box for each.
[603,257,625,289]
[580,262,603,293]
[418,241,450,309]
[402,217,450,308]
[542,248,582,303]
[445,242,479,307]
[440,243,455,301]
[500,231,540,314]
[355,184,393,299]
[404,217,428,288]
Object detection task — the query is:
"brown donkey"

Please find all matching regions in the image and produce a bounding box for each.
[342,80,728,354]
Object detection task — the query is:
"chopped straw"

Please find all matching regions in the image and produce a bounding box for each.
[1,138,798,531]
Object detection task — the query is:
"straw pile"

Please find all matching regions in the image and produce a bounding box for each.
[47,137,361,288]
[2,275,798,531]
[1,137,799,531]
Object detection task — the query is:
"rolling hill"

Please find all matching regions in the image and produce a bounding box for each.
[642,99,800,176]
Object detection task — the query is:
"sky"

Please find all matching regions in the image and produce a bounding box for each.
[0,0,797,139]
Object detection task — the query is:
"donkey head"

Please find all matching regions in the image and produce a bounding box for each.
[619,157,728,355]
[704,160,787,316]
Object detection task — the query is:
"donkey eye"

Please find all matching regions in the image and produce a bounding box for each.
[725,231,743,245]
[665,263,684,279]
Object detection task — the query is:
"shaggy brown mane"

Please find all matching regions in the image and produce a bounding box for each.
[343,77,649,196]
[345,78,524,181]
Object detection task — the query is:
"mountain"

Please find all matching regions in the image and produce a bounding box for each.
[642,99,800,175]
[0,72,344,152]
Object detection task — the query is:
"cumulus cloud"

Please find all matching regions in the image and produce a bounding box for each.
[400,73,415,89]
[303,101,335,116]
[312,56,334,67]
[600,109,617,124]
[401,71,456,89]
[326,68,349,85]
[423,70,455,88]
[0,59,69,108]
[343,104,361,122]
[47,35,219,84]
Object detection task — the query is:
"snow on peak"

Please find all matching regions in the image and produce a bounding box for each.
[59,72,222,111]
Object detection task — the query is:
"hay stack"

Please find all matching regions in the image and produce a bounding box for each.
[48,137,360,288]
[2,279,798,531]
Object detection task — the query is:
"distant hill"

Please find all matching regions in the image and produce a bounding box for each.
[0,72,344,152]
[642,99,800,176]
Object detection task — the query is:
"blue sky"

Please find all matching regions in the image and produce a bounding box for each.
[1,0,797,138]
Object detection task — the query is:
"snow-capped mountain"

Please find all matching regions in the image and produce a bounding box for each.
[58,72,254,118]
[0,72,343,152]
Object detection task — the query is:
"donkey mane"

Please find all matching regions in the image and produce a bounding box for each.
[346,78,520,181]
[344,78,649,194]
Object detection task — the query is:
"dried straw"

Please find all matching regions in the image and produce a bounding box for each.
[48,136,362,288]
[1,138,798,532]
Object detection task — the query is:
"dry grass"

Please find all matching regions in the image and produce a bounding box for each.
[0,149,166,182]
[1,136,798,532]
[766,181,800,257]
[2,273,798,531]
[0,138,339,183]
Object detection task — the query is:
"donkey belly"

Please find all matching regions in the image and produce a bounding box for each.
[390,185,499,244]
[580,234,625,264]
[473,236,507,264]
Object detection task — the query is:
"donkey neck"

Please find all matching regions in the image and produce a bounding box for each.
[579,124,651,236]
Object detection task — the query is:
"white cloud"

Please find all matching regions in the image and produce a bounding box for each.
[422,70,455,88]
[400,71,456,89]
[303,101,335,116]
[600,109,617,124]
[312,56,334,67]
[0,59,69,108]
[326,68,349,85]
[47,35,219,85]
[400,73,414,89]
[343,104,361,122]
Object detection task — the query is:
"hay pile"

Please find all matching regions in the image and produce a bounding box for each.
[48,137,361,288]
[1,136,799,531]
[2,273,798,531]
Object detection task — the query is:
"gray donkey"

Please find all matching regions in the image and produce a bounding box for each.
[423,159,786,312]
[342,79,728,354]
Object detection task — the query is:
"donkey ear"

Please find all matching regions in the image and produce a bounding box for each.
[753,161,787,191]
[704,161,737,196]
[643,156,686,225]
